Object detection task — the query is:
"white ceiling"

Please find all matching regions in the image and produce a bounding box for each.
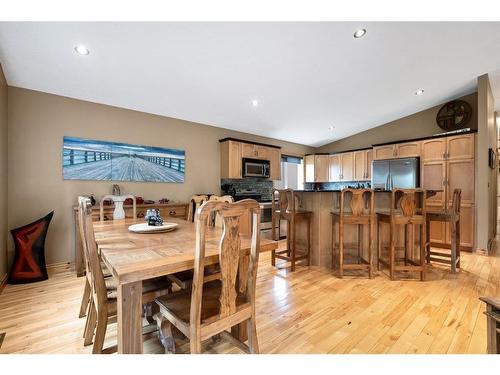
[0,22,500,147]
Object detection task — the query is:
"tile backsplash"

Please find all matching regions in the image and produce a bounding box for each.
[220,178,273,201]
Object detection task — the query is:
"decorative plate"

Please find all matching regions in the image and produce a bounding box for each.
[436,100,472,131]
[128,222,178,234]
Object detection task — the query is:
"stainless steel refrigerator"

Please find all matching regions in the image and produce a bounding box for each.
[372,157,420,190]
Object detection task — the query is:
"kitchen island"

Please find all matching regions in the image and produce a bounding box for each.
[290,189,437,269]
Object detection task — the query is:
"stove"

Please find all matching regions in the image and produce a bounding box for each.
[233,189,262,202]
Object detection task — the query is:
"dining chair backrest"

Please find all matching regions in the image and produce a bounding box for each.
[187,195,209,222]
[340,188,374,217]
[392,188,426,220]
[191,199,261,331]
[79,197,108,310]
[77,196,93,287]
[208,195,234,227]
[99,194,137,221]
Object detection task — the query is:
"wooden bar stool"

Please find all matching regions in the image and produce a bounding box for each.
[426,189,461,273]
[271,188,312,271]
[331,188,374,278]
[377,189,427,281]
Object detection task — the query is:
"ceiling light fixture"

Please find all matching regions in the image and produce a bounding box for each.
[74,45,90,55]
[415,89,425,96]
[329,126,335,131]
[251,99,259,107]
[353,29,367,38]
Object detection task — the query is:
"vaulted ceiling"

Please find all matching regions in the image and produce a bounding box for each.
[0,22,499,146]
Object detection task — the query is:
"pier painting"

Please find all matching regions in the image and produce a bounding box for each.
[62,136,185,183]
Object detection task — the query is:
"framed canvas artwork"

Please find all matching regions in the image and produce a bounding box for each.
[62,136,185,183]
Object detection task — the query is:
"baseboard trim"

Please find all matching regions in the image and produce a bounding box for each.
[0,273,7,295]
[47,261,75,272]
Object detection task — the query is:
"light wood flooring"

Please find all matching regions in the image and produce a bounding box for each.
[0,244,499,354]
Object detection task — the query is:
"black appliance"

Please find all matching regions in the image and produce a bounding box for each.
[242,158,270,178]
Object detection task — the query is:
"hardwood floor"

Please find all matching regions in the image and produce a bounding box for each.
[0,242,498,354]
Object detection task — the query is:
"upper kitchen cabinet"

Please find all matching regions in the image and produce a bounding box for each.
[329,154,341,182]
[315,155,330,182]
[269,148,282,180]
[373,145,395,160]
[340,152,354,181]
[353,151,366,181]
[219,138,282,180]
[305,155,315,183]
[394,141,421,158]
[365,149,373,180]
[374,142,420,159]
[220,139,242,179]
[354,149,372,180]
[421,138,447,162]
[446,133,474,160]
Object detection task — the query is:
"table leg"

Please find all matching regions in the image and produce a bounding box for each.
[117,280,143,354]
[231,323,248,342]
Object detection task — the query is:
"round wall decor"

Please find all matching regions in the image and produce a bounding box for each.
[436,100,472,131]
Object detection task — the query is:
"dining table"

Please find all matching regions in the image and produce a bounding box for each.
[93,217,278,354]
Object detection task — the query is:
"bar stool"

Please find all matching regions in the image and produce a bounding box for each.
[331,188,374,278]
[271,188,312,271]
[377,189,427,281]
[426,189,461,273]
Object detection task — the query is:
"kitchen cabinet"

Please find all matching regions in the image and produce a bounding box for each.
[421,133,475,250]
[365,149,373,180]
[353,151,366,181]
[305,155,315,183]
[220,139,281,180]
[269,148,281,180]
[340,152,354,181]
[421,160,446,208]
[421,138,447,162]
[395,141,421,158]
[447,134,475,160]
[315,155,330,182]
[373,145,395,160]
[220,140,242,178]
[328,154,341,182]
[241,143,255,158]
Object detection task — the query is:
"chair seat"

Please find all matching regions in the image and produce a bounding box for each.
[106,277,172,299]
[274,209,311,216]
[427,211,455,222]
[155,280,247,325]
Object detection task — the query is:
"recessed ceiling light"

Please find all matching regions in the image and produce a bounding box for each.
[415,89,425,96]
[329,126,335,131]
[353,29,367,38]
[251,99,259,107]
[74,45,90,55]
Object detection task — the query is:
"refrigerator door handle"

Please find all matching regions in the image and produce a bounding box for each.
[385,173,390,190]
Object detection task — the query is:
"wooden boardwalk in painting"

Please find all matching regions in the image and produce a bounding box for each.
[63,155,184,182]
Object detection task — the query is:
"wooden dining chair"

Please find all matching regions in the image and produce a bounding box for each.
[77,197,171,353]
[187,195,209,222]
[377,189,427,281]
[208,195,234,227]
[99,194,137,221]
[426,189,462,273]
[154,199,261,354]
[271,188,312,271]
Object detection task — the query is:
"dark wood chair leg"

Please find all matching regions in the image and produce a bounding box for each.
[377,221,382,271]
[425,219,431,263]
[307,215,311,266]
[420,222,426,281]
[290,219,296,272]
[450,219,457,274]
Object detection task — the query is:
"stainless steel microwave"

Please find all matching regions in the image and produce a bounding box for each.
[242,158,270,178]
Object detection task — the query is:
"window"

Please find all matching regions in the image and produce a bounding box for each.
[274,155,304,190]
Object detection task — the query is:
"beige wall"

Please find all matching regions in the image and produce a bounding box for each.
[0,65,7,280]
[476,74,497,251]
[317,92,478,153]
[7,87,314,265]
